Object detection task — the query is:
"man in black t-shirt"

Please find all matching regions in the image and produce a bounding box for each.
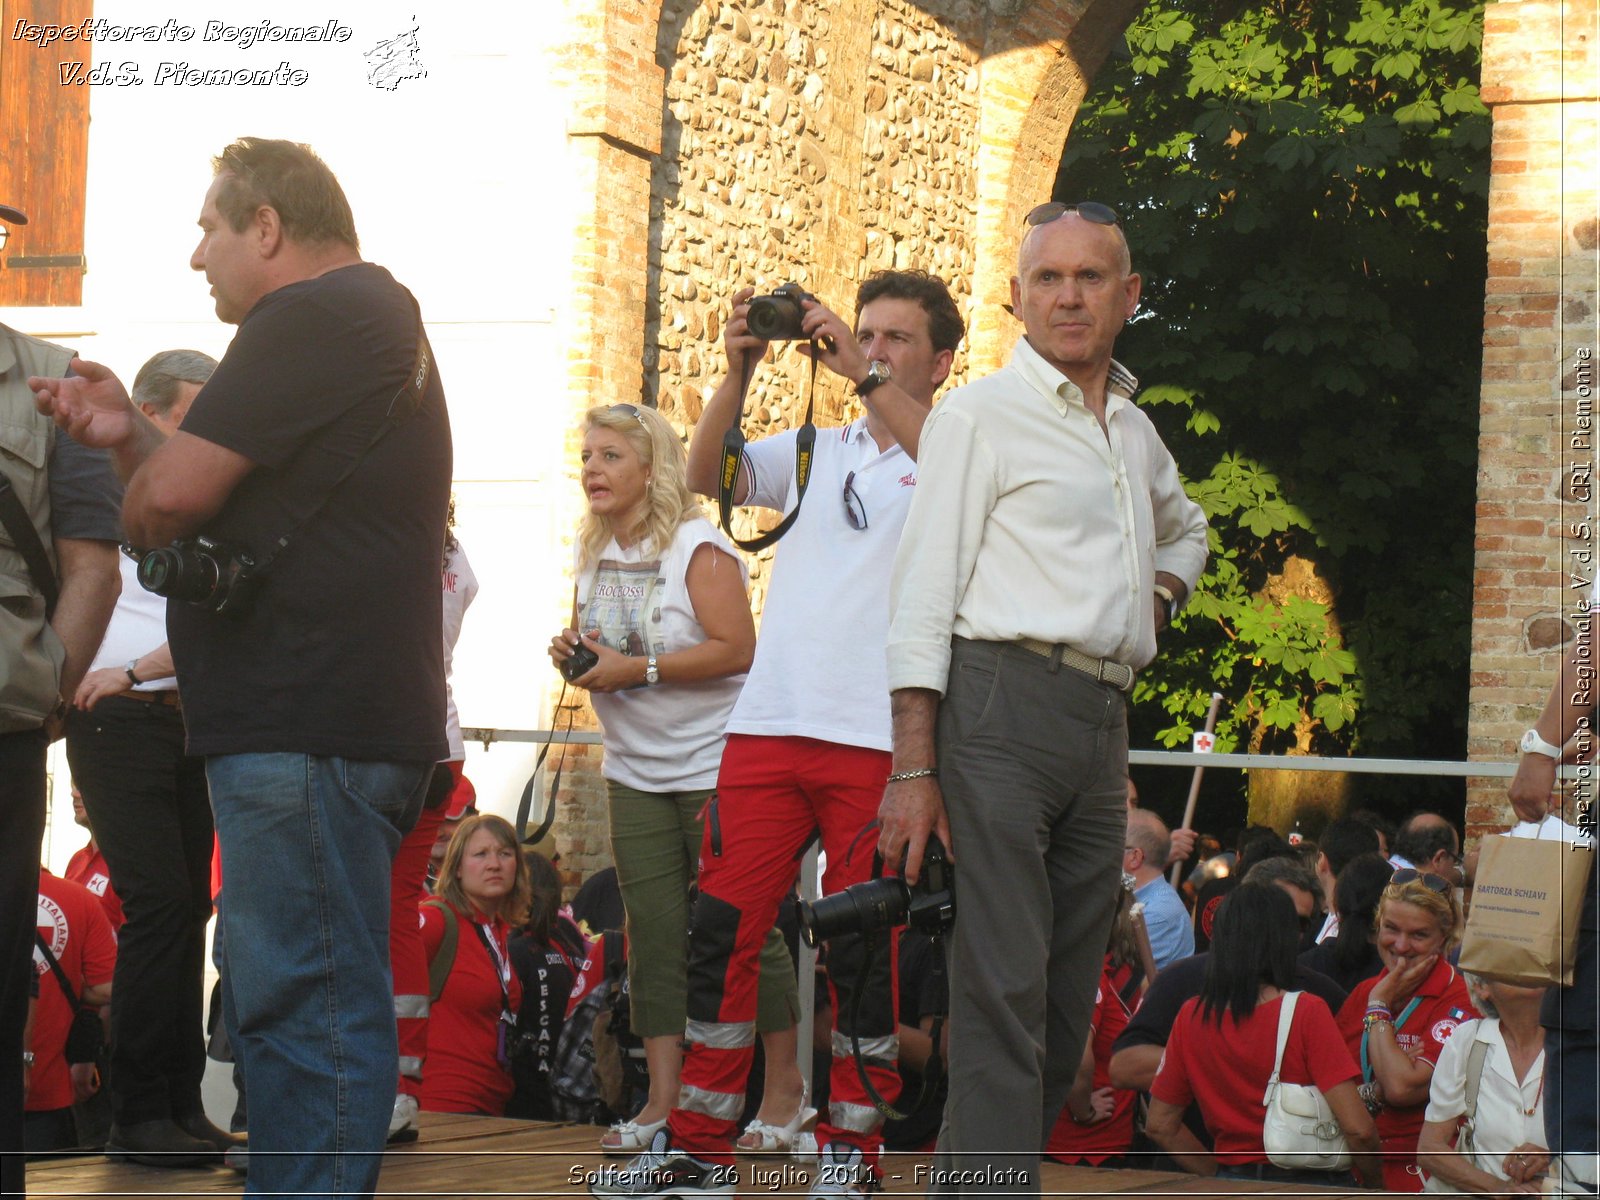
[31,140,450,1198]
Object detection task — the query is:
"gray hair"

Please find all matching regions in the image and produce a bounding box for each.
[1461,971,1498,1018]
[131,349,217,415]
[1244,854,1320,899]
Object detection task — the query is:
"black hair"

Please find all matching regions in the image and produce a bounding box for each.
[1331,853,1393,978]
[1199,882,1301,1025]
[1237,828,1294,874]
[855,269,964,355]
[1321,817,1383,878]
[1393,812,1459,867]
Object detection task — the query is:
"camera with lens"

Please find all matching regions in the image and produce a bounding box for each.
[559,641,600,683]
[798,835,955,947]
[745,282,816,342]
[134,536,261,616]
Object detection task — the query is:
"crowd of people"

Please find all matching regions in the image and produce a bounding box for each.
[1,137,1594,1200]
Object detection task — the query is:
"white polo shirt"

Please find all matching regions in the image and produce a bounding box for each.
[726,418,916,752]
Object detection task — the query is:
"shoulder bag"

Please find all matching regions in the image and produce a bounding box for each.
[1262,990,1353,1171]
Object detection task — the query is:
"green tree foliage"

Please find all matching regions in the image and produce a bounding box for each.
[1058,0,1488,792]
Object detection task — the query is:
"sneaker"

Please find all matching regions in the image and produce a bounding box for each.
[807,1142,876,1200]
[388,1093,420,1144]
[589,1129,738,1199]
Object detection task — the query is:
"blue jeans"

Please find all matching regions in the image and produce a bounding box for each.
[208,753,429,1199]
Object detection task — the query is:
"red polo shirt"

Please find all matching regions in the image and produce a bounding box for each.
[28,871,116,1113]
[1336,958,1477,1192]
[419,900,521,1116]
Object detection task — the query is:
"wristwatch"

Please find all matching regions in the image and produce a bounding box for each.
[1520,727,1562,759]
[1152,583,1176,624]
[645,656,660,686]
[855,360,892,398]
[125,658,142,685]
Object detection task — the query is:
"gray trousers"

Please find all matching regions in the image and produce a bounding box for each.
[929,639,1128,1197]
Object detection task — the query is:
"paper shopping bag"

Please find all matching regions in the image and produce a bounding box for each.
[1460,833,1595,987]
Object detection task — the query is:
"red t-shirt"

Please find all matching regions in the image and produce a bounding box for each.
[28,870,117,1112]
[64,842,124,933]
[1046,966,1136,1164]
[1337,959,1477,1192]
[418,900,521,1116]
[1150,991,1360,1164]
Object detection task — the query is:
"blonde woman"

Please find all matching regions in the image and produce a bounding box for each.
[1336,868,1479,1192]
[549,404,803,1154]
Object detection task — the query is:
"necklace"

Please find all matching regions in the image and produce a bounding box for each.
[1524,1071,1545,1117]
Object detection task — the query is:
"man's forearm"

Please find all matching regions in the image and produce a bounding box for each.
[861,384,932,461]
[107,410,169,485]
[51,539,121,701]
[891,687,940,771]
[1535,619,1596,746]
[686,372,749,497]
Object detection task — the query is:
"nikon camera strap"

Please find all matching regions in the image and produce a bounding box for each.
[716,342,820,553]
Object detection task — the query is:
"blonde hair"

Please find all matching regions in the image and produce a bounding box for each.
[433,814,532,926]
[1377,876,1464,951]
[576,404,700,573]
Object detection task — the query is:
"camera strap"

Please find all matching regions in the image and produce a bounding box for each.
[248,308,434,578]
[716,342,819,552]
[513,682,574,848]
[0,468,59,619]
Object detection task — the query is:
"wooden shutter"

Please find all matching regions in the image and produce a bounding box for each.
[0,0,91,306]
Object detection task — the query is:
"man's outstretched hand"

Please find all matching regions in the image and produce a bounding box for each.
[31,359,136,449]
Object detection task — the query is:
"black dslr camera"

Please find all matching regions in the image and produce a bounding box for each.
[745,282,815,341]
[134,536,261,616]
[798,835,955,947]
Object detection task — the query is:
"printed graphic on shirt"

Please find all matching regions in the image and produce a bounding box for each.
[34,895,69,975]
[581,558,665,662]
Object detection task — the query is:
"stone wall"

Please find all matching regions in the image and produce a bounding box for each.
[547,0,1137,883]
[1467,0,1599,845]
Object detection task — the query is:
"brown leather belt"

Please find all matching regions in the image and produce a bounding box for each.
[1015,638,1135,692]
[119,689,182,710]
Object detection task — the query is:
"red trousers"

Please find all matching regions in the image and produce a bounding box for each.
[390,763,457,1095]
[670,735,900,1168]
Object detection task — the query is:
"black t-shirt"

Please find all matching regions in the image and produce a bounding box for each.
[169,263,451,760]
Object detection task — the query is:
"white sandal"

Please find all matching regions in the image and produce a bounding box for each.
[736,1088,817,1153]
[599,1115,668,1156]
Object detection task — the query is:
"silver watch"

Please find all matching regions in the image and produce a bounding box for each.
[855,360,892,397]
[1520,728,1562,759]
[645,655,660,686]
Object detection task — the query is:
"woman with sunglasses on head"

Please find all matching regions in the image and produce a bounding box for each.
[1336,868,1479,1192]
[548,404,803,1154]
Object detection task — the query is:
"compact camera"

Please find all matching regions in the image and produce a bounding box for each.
[746,282,815,341]
[559,642,600,683]
[134,536,261,616]
[798,835,956,946]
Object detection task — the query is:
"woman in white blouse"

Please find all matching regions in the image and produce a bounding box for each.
[1417,972,1550,1195]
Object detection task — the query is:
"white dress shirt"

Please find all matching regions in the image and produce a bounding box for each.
[886,337,1209,694]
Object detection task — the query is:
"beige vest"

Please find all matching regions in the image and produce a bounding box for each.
[0,325,73,731]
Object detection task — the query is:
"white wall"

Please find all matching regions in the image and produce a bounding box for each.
[23,0,591,868]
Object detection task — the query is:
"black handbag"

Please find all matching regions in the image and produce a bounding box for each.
[33,930,105,1064]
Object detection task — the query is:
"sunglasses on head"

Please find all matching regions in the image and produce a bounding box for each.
[1024,201,1123,229]
[609,403,649,430]
[1389,867,1451,895]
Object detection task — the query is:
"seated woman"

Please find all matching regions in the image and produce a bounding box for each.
[1417,972,1550,1195]
[1299,852,1390,993]
[420,814,531,1116]
[1145,882,1381,1189]
[548,403,802,1154]
[1336,868,1479,1192]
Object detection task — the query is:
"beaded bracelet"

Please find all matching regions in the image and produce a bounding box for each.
[1364,1014,1394,1032]
[886,768,939,783]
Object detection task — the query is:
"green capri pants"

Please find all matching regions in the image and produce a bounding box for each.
[607,782,799,1038]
